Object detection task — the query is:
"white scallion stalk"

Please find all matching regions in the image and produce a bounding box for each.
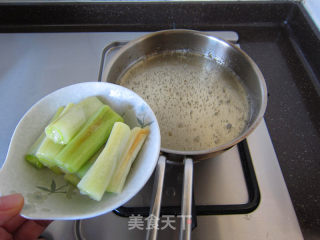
[36,103,74,168]
[106,127,149,193]
[77,122,131,201]
[54,105,123,173]
[45,97,104,145]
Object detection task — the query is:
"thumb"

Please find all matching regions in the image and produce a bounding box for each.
[0,194,24,226]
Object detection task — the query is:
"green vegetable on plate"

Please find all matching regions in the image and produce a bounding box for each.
[36,103,74,168]
[55,105,123,173]
[45,97,104,145]
[25,96,150,201]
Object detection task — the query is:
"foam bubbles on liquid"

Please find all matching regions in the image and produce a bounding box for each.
[120,51,249,151]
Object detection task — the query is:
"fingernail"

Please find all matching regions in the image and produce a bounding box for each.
[0,194,24,210]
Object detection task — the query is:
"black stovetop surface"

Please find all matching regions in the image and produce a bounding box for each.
[0,1,319,239]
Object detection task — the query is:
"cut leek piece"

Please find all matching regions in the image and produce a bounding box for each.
[107,127,150,193]
[78,96,105,119]
[36,138,65,168]
[55,105,124,173]
[25,106,65,169]
[64,174,80,186]
[45,104,85,145]
[76,147,103,179]
[45,97,104,145]
[25,135,46,169]
[36,104,74,168]
[77,122,131,201]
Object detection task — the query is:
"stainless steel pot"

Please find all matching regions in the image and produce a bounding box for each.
[102,29,267,240]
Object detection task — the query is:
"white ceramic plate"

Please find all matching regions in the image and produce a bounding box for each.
[0,82,161,220]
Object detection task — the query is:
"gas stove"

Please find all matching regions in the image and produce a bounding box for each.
[0,31,303,240]
[42,119,302,240]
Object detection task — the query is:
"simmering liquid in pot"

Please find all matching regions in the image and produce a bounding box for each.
[119,51,250,151]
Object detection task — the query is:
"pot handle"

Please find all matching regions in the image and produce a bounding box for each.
[179,158,193,240]
[98,41,127,82]
[146,155,166,240]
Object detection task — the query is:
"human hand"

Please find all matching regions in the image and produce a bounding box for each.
[0,193,52,240]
